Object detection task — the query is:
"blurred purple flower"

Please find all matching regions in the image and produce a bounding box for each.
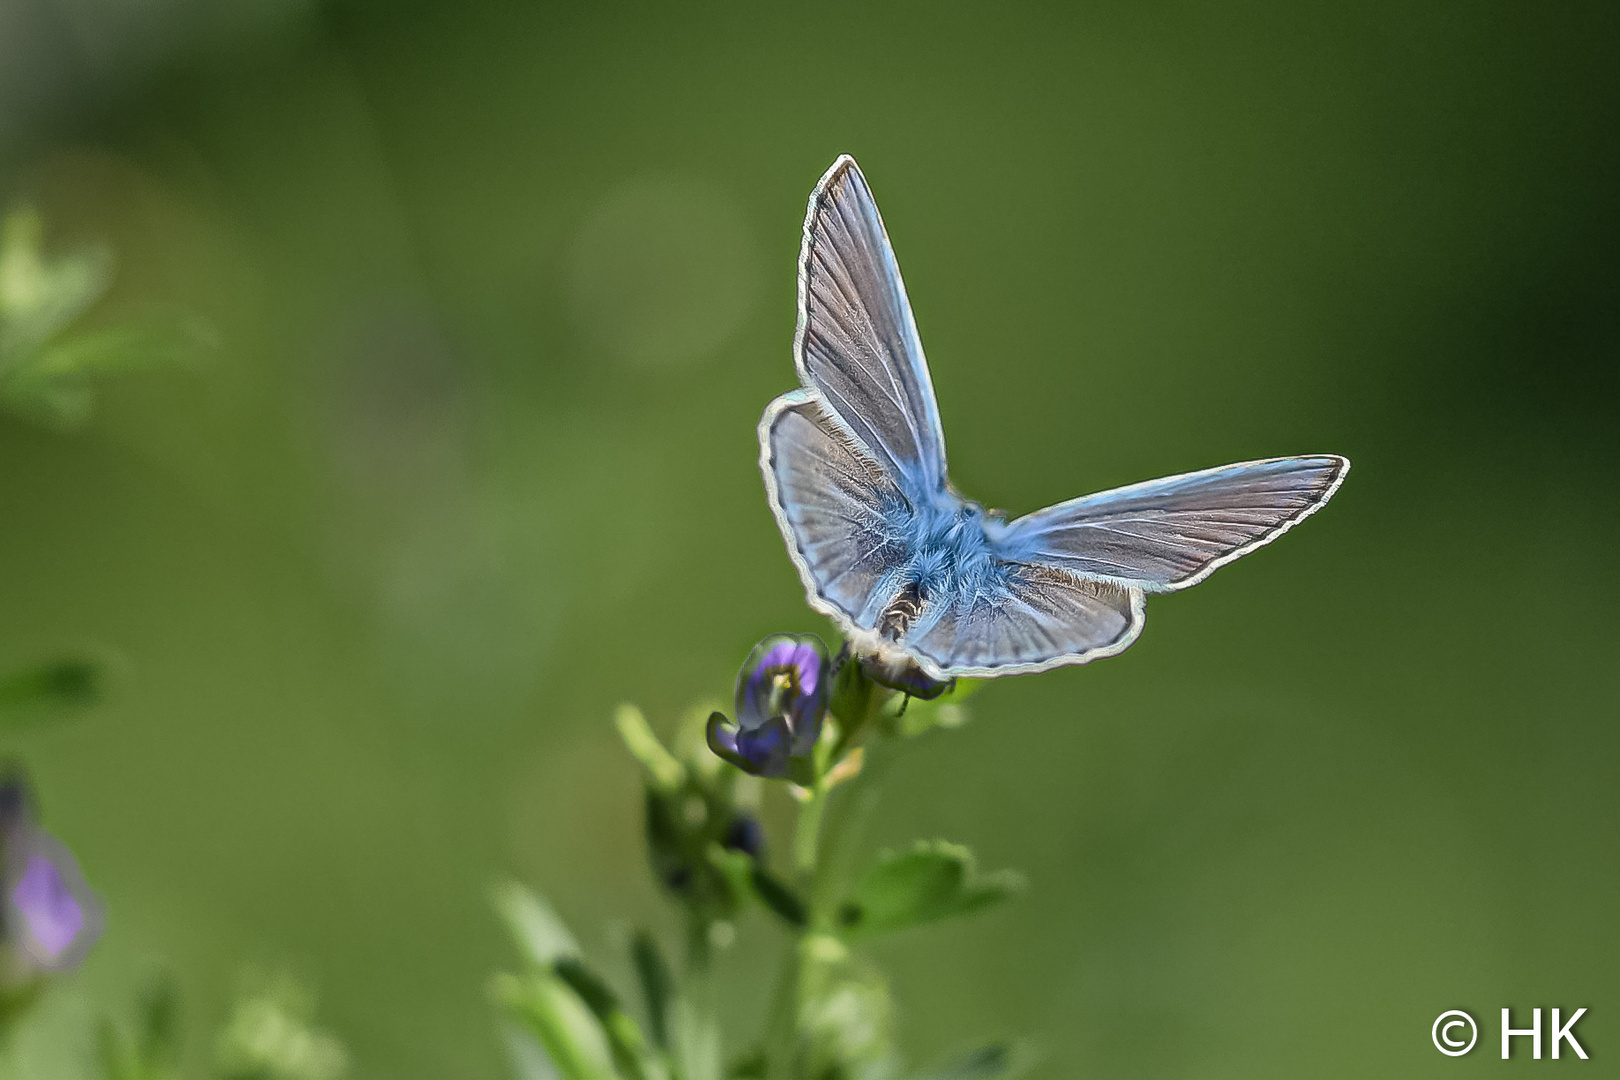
[14,852,83,958]
[0,774,103,973]
[707,634,829,778]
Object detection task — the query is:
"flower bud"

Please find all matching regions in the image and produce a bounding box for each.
[721,814,766,860]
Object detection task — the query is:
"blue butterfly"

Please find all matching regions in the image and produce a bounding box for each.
[761,156,1349,694]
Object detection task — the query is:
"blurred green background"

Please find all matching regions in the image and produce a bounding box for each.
[0,0,1616,1075]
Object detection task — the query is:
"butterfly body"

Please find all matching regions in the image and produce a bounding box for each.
[762,156,1348,684]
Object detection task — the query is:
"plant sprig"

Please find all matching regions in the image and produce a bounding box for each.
[492,642,1028,1080]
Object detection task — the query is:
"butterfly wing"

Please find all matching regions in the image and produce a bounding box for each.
[795,155,948,500]
[994,455,1350,592]
[761,390,913,632]
[767,156,1349,681]
[902,565,1144,677]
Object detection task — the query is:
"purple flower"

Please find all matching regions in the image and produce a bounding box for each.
[0,774,103,973]
[707,635,829,778]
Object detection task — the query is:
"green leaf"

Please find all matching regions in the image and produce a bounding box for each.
[97,978,183,1080]
[554,958,621,1019]
[0,315,217,428]
[0,205,113,367]
[137,979,180,1075]
[910,1041,1035,1080]
[492,972,619,1080]
[502,1020,566,1080]
[0,377,94,428]
[0,205,217,429]
[725,1048,767,1078]
[492,881,581,969]
[630,931,673,1050]
[670,994,721,1080]
[748,864,807,929]
[839,841,1023,939]
[0,656,108,729]
[490,884,667,1080]
[15,316,214,378]
[555,959,668,1080]
[705,843,754,908]
[616,704,685,795]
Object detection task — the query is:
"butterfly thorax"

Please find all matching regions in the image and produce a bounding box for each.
[902,493,1002,594]
[843,491,1004,685]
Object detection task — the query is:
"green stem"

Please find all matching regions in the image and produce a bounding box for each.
[808,738,892,925]
[760,936,800,1079]
[791,787,826,878]
[769,785,827,1079]
[765,671,900,1080]
[684,911,712,977]
[766,736,902,1080]
[676,912,722,1080]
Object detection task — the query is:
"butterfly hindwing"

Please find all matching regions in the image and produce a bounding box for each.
[762,390,913,628]
[904,566,1144,676]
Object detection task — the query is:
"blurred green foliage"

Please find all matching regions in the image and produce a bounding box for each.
[0,206,211,428]
[98,980,181,1080]
[211,974,347,1080]
[0,0,1615,1078]
[0,657,109,731]
[95,973,346,1080]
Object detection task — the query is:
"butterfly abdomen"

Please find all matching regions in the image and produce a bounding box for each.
[877,581,924,641]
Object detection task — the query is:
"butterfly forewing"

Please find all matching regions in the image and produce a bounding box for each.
[796,156,949,499]
[996,456,1349,592]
